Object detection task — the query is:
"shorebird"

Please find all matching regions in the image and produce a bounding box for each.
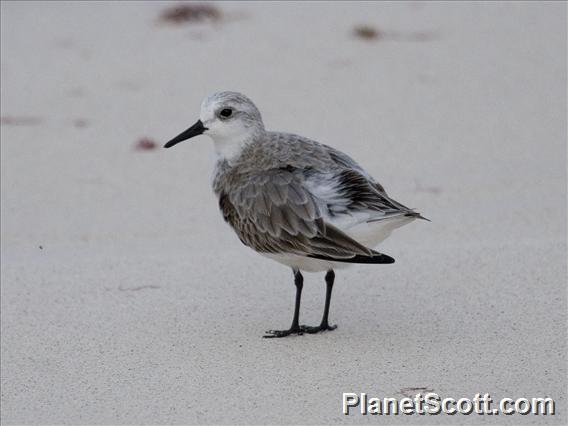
[164,91,426,338]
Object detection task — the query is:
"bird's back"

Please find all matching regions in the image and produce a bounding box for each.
[211,131,422,264]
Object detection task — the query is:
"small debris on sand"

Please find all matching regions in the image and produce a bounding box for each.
[399,387,434,398]
[134,138,158,151]
[73,119,88,128]
[353,26,436,42]
[160,4,221,24]
[1,116,42,126]
[118,285,161,291]
[353,25,382,40]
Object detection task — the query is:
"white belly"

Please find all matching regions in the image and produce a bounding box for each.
[261,252,350,273]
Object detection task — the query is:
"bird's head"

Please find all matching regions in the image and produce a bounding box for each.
[164,91,265,155]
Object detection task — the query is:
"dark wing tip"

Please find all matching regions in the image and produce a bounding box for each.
[370,251,395,263]
[405,211,431,222]
[307,251,395,264]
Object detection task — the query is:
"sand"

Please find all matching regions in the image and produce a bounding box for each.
[1,1,566,424]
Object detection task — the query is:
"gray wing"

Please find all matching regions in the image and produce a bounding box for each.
[218,168,378,259]
[262,132,417,217]
[319,144,423,220]
[324,167,418,218]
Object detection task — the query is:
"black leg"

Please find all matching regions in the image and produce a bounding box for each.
[301,269,338,334]
[290,269,303,330]
[321,269,337,329]
[264,269,304,338]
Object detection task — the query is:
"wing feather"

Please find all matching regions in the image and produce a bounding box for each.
[219,169,379,260]
[215,136,425,261]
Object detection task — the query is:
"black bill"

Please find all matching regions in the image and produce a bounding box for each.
[164,120,208,148]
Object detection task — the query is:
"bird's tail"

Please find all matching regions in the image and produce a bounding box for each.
[405,211,431,222]
[308,250,395,264]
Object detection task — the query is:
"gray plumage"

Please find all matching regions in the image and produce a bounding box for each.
[164,91,426,337]
[212,130,423,262]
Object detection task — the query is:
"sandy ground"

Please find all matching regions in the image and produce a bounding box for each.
[1,1,566,424]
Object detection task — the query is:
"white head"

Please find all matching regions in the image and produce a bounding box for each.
[164,91,265,161]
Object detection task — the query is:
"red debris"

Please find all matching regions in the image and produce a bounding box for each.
[353,26,382,40]
[135,138,158,151]
[160,4,221,24]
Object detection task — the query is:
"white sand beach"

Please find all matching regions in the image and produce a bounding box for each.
[1,1,566,424]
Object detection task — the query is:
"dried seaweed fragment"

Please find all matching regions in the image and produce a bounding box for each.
[160,4,221,24]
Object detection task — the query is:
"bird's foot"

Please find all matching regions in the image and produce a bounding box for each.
[263,326,303,338]
[300,323,338,334]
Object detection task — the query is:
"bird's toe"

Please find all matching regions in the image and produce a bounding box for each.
[263,328,304,338]
[300,323,338,334]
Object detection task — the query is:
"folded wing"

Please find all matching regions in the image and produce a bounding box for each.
[218,168,393,261]
[303,144,426,223]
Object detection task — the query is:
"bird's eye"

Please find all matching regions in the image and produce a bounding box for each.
[220,108,233,118]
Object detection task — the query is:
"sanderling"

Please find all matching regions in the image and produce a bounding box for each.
[164,91,427,338]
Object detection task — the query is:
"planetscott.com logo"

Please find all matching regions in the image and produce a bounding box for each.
[342,392,556,416]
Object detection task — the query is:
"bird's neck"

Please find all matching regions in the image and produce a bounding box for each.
[211,130,262,163]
